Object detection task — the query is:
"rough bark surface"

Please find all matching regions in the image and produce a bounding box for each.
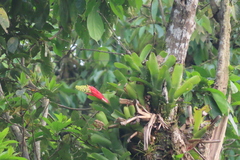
[205,0,231,159]
[164,0,198,158]
[165,0,198,64]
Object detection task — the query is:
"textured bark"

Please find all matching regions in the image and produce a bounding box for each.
[164,0,198,158]
[205,0,231,159]
[166,0,198,64]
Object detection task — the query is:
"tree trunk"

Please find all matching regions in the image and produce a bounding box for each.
[165,0,198,158]
[166,0,198,64]
[205,0,231,159]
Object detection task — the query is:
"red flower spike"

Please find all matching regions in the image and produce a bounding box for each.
[87,86,109,103]
[75,85,109,103]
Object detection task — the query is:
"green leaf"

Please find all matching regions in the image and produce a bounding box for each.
[131,52,143,67]
[129,77,152,88]
[94,48,110,66]
[199,15,212,34]
[17,72,28,87]
[139,44,152,61]
[87,7,104,41]
[211,92,229,115]
[124,55,141,72]
[76,0,86,14]
[230,81,238,94]
[111,109,125,119]
[31,92,44,103]
[114,62,130,70]
[114,70,128,84]
[0,8,10,33]
[90,133,112,147]
[119,151,131,160]
[40,50,53,77]
[0,127,9,143]
[146,52,159,86]
[204,88,232,115]
[51,121,72,133]
[151,0,158,21]
[7,37,19,53]
[109,2,124,20]
[89,153,108,160]
[102,147,118,160]
[228,114,239,136]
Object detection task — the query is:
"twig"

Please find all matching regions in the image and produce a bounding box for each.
[158,0,166,27]
[98,11,131,55]
[48,27,63,40]
[79,48,125,55]
[52,102,92,111]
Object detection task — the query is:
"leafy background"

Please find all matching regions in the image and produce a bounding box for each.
[0,0,240,159]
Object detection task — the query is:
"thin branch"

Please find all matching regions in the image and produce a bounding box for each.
[158,0,166,27]
[98,11,131,55]
[48,27,63,40]
[51,101,92,111]
[79,48,125,55]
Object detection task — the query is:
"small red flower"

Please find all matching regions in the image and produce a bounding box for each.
[75,85,109,103]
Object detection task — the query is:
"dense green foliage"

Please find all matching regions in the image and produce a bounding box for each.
[0,0,240,159]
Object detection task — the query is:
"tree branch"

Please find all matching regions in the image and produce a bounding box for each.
[0,83,30,159]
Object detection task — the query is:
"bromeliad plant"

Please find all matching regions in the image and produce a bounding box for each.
[74,45,215,159]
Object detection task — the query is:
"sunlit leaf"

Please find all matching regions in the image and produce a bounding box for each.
[0,8,9,33]
[7,37,19,53]
[87,7,104,41]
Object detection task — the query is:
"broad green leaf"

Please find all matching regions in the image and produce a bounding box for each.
[0,8,9,33]
[102,147,118,160]
[151,0,158,21]
[159,50,168,58]
[119,151,131,160]
[139,44,152,61]
[124,55,141,72]
[228,114,239,136]
[204,88,233,114]
[76,0,86,14]
[90,133,112,147]
[40,50,53,76]
[114,62,130,70]
[51,121,72,133]
[114,70,128,84]
[155,24,164,38]
[211,92,229,115]
[0,128,9,143]
[147,52,159,86]
[231,101,240,106]
[230,81,238,94]
[94,48,110,66]
[111,109,125,119]
[17,72,28,87]
[131,52,143,67]
[109,2,124,20]
[89,153,108,160]
[128,0,142,11]
[7,37,19,53]
[87,7,104,41]
[199,15,212,34]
